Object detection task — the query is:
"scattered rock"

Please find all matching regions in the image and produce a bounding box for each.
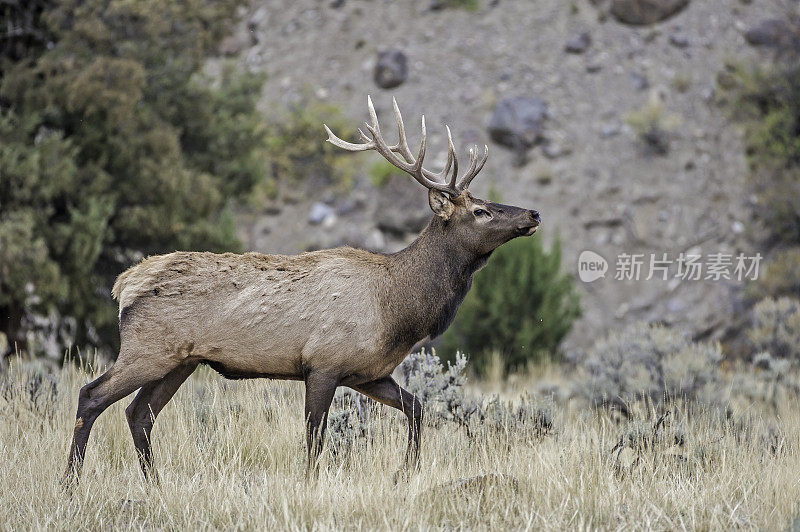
[487,96,548,153]
[610,0,690,26]
[542,140,573,159]
[586,58,603,73]
[565,31,592,54]
[669,31,689,48]
[630,71,650,91]
[374,49,408,89]
[308,202,335,225]
[600,123,621,138]
[374,178,431,236]
[744,19,798,49]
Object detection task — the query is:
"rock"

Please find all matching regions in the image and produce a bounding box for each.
[630,71,650,91]
[600,123,621,138]
[669,32,689,48]
[744,19,798,49]
[565,31,591,53]
[374,49,408,89]
[308,202,335,225]
[487,96,548,152]
[586,58,603,73]
[610,0,690,26]
[374,178,431,236]
[542,140,573,159]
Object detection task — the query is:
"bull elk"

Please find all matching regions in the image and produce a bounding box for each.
[63,96,540,483]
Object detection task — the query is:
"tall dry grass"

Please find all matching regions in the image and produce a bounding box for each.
[2,358,799,530]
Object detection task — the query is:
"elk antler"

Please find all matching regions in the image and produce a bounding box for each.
[323,96,488,196]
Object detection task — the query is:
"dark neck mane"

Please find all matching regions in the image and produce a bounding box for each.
[383,216,489,344]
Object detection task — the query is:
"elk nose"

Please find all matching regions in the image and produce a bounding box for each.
[529,210,541,226]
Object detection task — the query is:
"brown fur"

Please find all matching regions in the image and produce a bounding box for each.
[64,188,540,484]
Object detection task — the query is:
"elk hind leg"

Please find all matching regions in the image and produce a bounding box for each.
[63,354,178,484]
[125,361,198,481]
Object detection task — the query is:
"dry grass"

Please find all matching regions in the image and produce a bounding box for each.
[2,360,800,530]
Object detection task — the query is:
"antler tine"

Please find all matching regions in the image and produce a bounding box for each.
[324,123,374,151]
[325,96,472,196]
[457,144,489,192]
[391,97,414,164]
[366,95,381,138]
[444,125,458,190]
[411,116,427,172]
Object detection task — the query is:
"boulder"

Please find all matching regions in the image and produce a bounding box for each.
[487,96,548,152]
[374,49,408,89]
[610,0,690,26]
[630,72,650,91]
[669,31,689,48]
[744,19,798,49]
[374,177,430,236]
[308,202,335,225]
[565,31,592,54]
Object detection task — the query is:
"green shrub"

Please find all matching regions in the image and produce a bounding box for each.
[746,248,800,301]
[730,44,800,246]
[255,99,355,203]
[576,322,723,414]
[436,0,480,10]
[439,235,580,374]
[367,159,399,188]
[625,96,681,156]
[0,0,266,358]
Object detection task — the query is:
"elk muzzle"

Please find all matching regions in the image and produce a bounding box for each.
[515,210,541,236]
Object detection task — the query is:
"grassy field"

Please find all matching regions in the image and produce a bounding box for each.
[2,359,800,530]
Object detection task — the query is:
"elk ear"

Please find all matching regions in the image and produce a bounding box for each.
[428,189,455,220]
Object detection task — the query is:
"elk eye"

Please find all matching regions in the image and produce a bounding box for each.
[473,208,489,217]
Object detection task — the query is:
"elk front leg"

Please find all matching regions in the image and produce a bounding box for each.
[304,371,339,479]
[351,376,423,469]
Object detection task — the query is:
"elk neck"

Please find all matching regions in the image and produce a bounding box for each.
[381,215,490,347]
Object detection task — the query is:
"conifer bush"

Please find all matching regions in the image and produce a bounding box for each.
[439,235,580,374]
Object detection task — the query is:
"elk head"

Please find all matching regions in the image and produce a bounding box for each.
[324,97,540,257]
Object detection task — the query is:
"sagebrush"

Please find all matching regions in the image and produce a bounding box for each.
[575,322,723,414]
[2,355,800,529]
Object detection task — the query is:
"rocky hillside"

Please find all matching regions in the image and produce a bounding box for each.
[222,0,786,352]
